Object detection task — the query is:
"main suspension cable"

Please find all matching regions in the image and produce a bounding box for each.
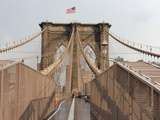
[109,32,160,58]
[0,28,47,53]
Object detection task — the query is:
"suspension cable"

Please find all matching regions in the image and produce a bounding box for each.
[0,28,47,53]
[109,32,160,58]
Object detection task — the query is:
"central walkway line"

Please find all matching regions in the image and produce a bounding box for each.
[68,97,75,120]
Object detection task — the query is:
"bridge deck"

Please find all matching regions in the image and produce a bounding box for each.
[74,98,90,120]
[48,98,90,120]
[124,61,160,85]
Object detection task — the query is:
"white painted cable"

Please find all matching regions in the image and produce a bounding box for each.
[68,98,75,120]
[47,100,65,120]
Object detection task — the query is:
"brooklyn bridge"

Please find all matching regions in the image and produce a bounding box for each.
[0,22,160,120]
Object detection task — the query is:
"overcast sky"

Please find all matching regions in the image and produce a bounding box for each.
[0,0,160,45]
[0,0,160,65]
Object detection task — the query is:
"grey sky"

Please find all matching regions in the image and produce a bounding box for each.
[0,0,160,45]
[0,0,160,64]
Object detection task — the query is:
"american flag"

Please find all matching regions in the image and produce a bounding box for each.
[66,7,76,14]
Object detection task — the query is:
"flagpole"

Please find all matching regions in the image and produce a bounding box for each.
[66,7,76,23]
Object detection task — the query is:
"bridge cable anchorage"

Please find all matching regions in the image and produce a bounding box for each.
[40,27,75,77]
[0,28,47,53]
[108,32,160,58]
[68,97,75,120]
[76,29,102,76]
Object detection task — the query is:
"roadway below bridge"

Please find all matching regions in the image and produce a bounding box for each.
[46,98,90,120]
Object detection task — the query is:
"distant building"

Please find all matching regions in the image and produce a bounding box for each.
[114,56,124,62]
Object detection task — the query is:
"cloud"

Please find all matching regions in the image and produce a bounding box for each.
[0,0,160,63]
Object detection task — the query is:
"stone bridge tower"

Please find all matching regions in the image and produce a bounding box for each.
[40,22,111,70]
[39,22,111,92]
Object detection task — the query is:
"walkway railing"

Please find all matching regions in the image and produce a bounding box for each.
[20,91,55,120]
[85,62,160,120]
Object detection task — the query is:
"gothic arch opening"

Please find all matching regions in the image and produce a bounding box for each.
[53,45,66,87]
[54,45,65,60]
[80,45,96,82]
[84,45,96,65]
